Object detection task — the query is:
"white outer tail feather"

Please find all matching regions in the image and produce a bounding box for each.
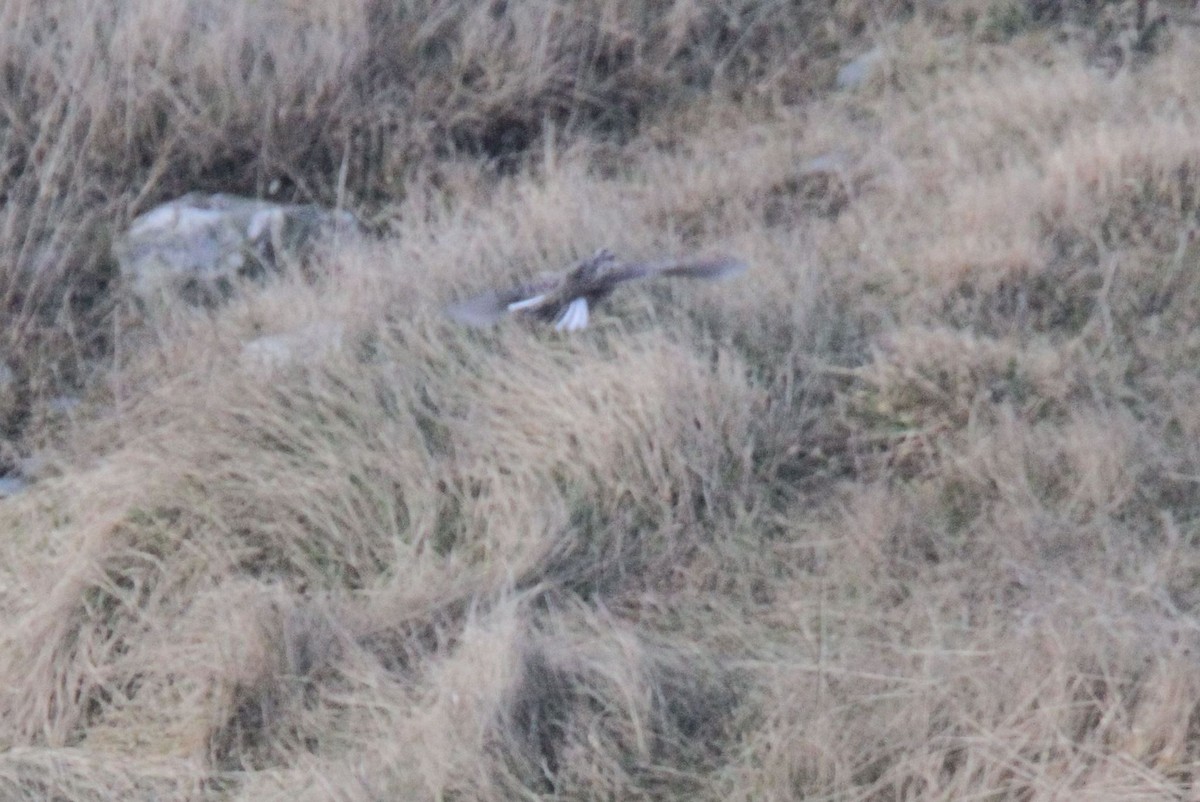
[554,298,589,331]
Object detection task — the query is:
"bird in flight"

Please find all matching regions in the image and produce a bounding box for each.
[445,248,747,331]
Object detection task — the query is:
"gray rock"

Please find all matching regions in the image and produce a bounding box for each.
[114,193,358,310]
[836,48,883,91]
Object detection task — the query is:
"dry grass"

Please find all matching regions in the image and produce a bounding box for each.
[0,0,879,438]
[5,0,1200,799]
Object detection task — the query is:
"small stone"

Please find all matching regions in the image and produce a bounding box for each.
[240,321,346,373]
[800,152,850,175]
[46,395,81,415]
[837,48,883,91]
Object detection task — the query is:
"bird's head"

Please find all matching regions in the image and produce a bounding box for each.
[570,248,619,284]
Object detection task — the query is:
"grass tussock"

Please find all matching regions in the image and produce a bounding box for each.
[6,1,1200,800]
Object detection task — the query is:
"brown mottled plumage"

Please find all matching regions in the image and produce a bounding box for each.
[446,248,747,331]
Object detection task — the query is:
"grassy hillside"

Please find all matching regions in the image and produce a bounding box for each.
[5,0,1200,799]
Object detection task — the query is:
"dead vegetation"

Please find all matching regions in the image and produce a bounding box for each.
[0,0,886,439]
[5,0,1200,799]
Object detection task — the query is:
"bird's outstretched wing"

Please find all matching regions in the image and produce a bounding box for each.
[445,253,747,328]
[445,276,561,327]
[607,254,748,284]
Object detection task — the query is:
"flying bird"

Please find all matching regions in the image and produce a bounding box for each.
[446,248,747,331]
